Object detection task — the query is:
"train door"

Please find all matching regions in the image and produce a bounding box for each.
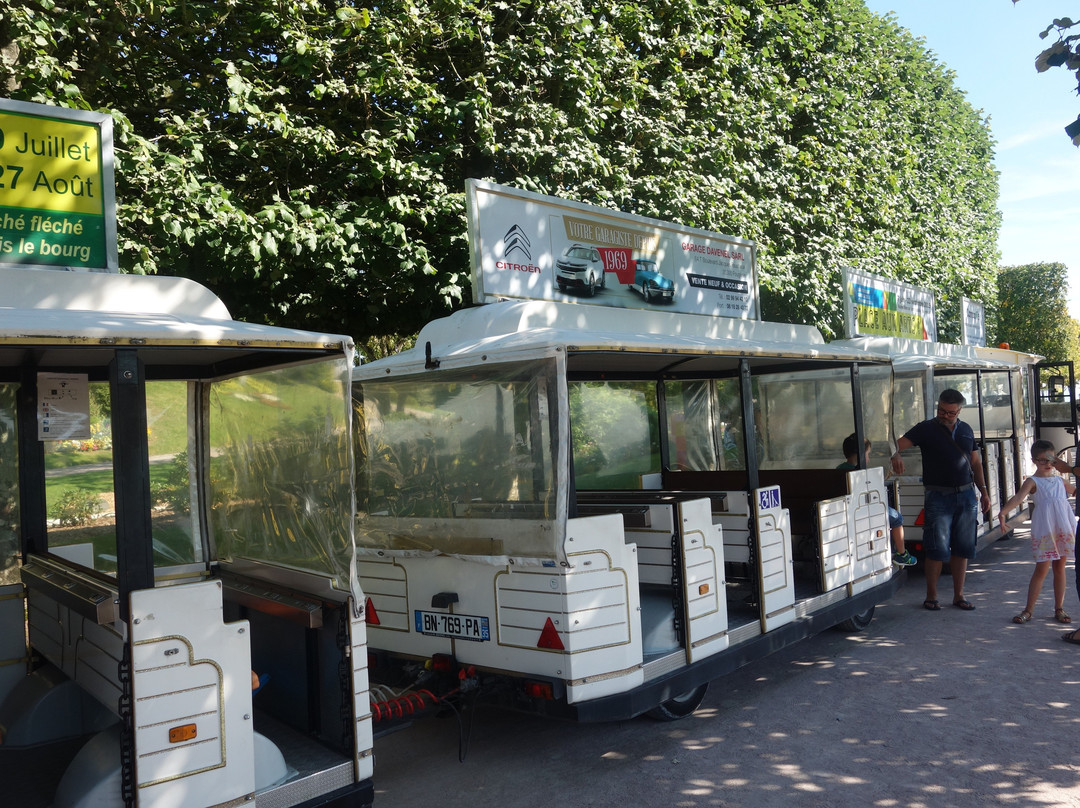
[1034,361,1077,464]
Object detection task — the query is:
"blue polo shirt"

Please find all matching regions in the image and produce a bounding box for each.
[903,418,975,488]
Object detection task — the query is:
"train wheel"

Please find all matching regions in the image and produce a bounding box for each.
[835,605,875,633]
[646,683,709,721]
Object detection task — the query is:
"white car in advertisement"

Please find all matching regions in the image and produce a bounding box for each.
[555,243,606,296]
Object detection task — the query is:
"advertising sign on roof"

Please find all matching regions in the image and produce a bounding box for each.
[842,267,936,341]
[465,180,759,319]
[961,297,986,347]
[0,98,117,272]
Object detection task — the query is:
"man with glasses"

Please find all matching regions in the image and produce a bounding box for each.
[891,389,991,612]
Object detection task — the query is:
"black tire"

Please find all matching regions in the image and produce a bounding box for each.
[600,271,606,290]
[642,282,652,302]
[556,279,567,292]
[586,273,596,297]
[835,605,875,633]
[646,683,709,721]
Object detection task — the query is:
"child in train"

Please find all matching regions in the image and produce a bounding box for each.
[838,434,916,567]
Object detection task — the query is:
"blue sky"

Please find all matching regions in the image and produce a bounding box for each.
[863,1,1080,319]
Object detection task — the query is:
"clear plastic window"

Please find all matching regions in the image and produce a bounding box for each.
[44,380,201,574]
[753,368,855,468]
[210,358,354,590]
[860,364,895,466]
[664,378,745,471]
[1036,365,1074,425]
[354,359,561,560]
[981,371,1015,438]
[1016,368,1030,427]
[572,381,660,488]
[43,382,117,571]
[934,373,978,416]
[665,369,872,472]
[147,382,199,566]
[893,371,927,477]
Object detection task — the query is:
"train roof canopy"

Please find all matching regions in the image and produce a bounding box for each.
[357,299,891,378]
[0,268,353,376]
[832,335,1027,372]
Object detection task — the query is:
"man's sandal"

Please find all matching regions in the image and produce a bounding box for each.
[1056,609,1072,624]
[922,599,941,611]
[1012,610,1032,624]
[1063,629,1080,645]
[953,599,976,611]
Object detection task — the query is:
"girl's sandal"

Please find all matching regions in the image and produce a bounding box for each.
[1013,610,1032,624]
[1056,609,1072,624]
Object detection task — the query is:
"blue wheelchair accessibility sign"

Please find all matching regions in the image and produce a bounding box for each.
[757,486,781,511]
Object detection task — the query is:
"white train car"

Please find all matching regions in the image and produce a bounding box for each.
[834,336,1041,555]
[1027,356,1078,466]
[353,299,904,722]
[0,268,373,808]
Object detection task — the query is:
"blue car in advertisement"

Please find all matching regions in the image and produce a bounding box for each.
[633,259,675,303]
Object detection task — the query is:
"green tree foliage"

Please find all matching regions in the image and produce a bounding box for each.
[0,0,998,341]
[1014,3,1080,144]
[997,263,1080,362]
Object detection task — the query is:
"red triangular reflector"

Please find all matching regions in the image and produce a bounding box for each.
[914,509,925,527]
[365,597,381,626]
[537,617,564,650]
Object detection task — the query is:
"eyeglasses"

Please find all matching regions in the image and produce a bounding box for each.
[936,406,961,417]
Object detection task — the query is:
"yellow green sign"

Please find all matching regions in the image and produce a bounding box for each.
[0,99,116,271]
[842,268,936,341]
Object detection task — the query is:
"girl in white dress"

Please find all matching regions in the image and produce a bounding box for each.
[999,440,1077,624]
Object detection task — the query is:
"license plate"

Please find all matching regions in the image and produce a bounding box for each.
[414,610,490,642]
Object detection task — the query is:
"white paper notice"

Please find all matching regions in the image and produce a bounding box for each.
[38,372,91,440]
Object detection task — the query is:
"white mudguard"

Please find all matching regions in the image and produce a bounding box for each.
[847,467,892,594]
[816,494,854,593]
[129,580,255,808]
[678,498,728,663]
[754,486,795,632]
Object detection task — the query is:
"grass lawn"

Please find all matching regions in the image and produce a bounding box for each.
[44,381,189,472]
[45,463,176,500]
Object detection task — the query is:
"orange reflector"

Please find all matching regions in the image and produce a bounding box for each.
[914,509,925,526]
[537,617,565,650]
[698,583,710,596]
[168,724,197,743]
[524,681,555,700]
[365,597,380,626]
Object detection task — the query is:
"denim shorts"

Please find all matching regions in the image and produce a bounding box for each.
[888,506,902,530]
[922,488,978,561]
